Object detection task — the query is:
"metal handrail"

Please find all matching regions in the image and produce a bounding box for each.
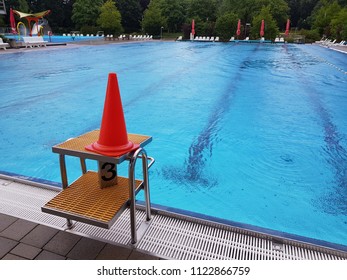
[128,148,153,244]
[134,154,155,169]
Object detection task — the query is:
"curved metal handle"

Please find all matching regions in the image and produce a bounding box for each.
[128,148,152,244]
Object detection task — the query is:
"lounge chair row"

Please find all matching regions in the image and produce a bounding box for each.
[23,36,48,48]
[230,36,249,41]
[132,35,153,40]
[0,38,10,50]
[316,38,346,46]
[193,36,219,42]
[274,37,285,43]
[104,34,153,41]
[62,33,101,37]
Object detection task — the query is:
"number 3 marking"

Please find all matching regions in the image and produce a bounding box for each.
[101,162,117,181]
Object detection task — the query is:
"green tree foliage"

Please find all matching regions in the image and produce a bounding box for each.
[29,0,74,33]
[139,0,150,11]
[160,0,188,33]
[3,0,346,38]
[330,7,347,39]
[219,0,289,28]
[116,0,142,33]
[97,0,123,35]
[4,0,29,13]
[286,0,319,28]
[186,0,218,36]
[141,0,166,35]
[251,6,279,39]
[72,0,103,29]
[312,0,342,36]
[188,0,218,21]
[214,12,238,40]
[257,0,289,28]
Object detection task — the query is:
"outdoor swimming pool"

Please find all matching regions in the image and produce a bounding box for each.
[0,42,346,249]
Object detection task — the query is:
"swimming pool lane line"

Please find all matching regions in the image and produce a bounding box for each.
[282,44,347,215]
[161,44,263,187]
[300,46,347,75]
[185,44,265,183]
[121,42,238,111]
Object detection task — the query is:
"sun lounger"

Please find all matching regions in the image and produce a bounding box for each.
[0,38,10,50]
[23,36,48,48]
[327,39,336,46]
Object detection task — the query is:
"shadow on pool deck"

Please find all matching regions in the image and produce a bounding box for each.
[0,213,163,260]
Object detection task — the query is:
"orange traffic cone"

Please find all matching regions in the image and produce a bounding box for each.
[85,73,139,157]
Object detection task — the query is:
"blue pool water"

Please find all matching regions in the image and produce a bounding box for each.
[0,42,346,248]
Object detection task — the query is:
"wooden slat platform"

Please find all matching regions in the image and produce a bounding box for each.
[42,171,143,228]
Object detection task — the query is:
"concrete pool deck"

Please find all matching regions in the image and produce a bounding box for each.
[0,37,168,55]
[0,213,162,260]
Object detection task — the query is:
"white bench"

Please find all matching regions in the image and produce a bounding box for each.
[23,36,48,48]
[0,38,10,50]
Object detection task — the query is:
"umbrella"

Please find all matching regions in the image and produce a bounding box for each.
[285,19,290,36]
[260,19,265,37]
[192,19,195,36]
[10,8,17,34]
[236,19,241,36]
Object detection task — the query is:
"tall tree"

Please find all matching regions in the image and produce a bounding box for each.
[72,0,103,29]
[215,12,238,40]
[219,0,289,28]
[251,6,279,39]
[98,0,123,35]
[116,0,142,33]
[330,7,347,40]
[5,0,30,12]
[160,0,188,33]
[256,0,289,28]
[286,0,320,28]
[188,0,218,22]
[312,0,342,36]
[141,0,166,35]
[139,0,150,11]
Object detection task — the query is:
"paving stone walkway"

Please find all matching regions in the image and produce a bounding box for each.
[0,213,162,260]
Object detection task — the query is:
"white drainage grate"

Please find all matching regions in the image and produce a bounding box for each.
[0,178,66,227]
[137,214,346,260]
[69,209,147,245]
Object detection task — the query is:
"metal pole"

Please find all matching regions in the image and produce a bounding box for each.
[141,150,151,221]
[128,148,141,244]
[128,148,152,244]
[59,154,73,228]
[80,158,87,174]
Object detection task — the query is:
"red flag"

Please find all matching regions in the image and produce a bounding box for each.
[236,19,241,36]
[10,8,17,34]
[260,20,264,37]
[191,19,195,36]
[285,19,290,36]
